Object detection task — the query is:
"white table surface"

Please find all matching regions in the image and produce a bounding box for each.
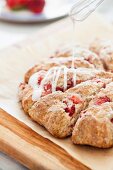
[0,0,113,169]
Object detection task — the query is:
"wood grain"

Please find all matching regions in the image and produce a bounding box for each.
[0,108,90,170]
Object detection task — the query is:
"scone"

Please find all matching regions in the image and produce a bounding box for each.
[25,62,59,83]
[19,41,113,148]
[19,68,113,114]
[89,82,113,107]
[72,82,113,148]
[54,47,104,70]
[72,103,113,148]
[19,83,34,113]
[89,39,113,71]
[19,68,113,113]
[28,78,111,138]
[25,48,104,83]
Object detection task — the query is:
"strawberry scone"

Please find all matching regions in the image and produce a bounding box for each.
[53,47,104,70]
[25,48,104,83]
[19,68,113,114]
[19,40,113,148]
[89,39,113,71]
[72,82,113,148]
[28,78,111,138]
[24,59,94,83]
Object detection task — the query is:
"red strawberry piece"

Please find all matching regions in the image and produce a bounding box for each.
[65,107,70,113]
[37,76,43,85]
[69,105,76,116]
[70,95,82,104]
[27,0,45,13]
[7,0,27,9]
[76,79,82,84]
[63,100,68,105]
[44,83,52,91]
[111,118,113,123]
[43,83,52,95]
[42,83,52,96]
[56,86,64,92]
[95,96,110,105]
[67,78,74,89]
[65,105,75,117]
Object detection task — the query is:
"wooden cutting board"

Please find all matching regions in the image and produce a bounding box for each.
[0,13,113,170]
[0,108,89,170]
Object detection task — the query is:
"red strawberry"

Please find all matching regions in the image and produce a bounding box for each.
[7,0,27,9]
[65,105,75,117]
[95,96,110,105]
[43,83,52,95]
[111,118,113,123]
[70,95,82,104]
[37,76,43,85]
[27,0,45,13]
[56,86,64,92]
[67,78,74,89]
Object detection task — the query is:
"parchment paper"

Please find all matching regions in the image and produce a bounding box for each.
[0,13,113,170]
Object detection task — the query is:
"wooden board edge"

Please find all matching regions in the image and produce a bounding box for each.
[0,108,90,170]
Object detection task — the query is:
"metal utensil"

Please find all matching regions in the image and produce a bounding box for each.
[70,0,105,21]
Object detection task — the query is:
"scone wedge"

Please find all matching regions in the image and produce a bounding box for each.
[19,68,113,114]
[72,82,113,148]
[29,78,111,138]
[89,39,113,71]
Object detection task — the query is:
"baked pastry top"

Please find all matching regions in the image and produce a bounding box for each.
[19,39,113,148]
[24,47,104,83]
[89,39,113,72]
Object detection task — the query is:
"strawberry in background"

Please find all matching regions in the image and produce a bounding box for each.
[7,0,27,10]
[7,0,46,13]
[27,0,45,13]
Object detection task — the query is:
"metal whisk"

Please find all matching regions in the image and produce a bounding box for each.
[69,0,105,21]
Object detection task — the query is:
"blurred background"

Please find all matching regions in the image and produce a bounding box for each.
[0,0,113,169]
[0,0,112,50]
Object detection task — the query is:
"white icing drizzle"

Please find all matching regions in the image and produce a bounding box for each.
[29,72,40,88]
[54,67,62,91]
[32,88,42,101]
[29,72,43,101]
[71,68,77,87]
[51,67,57,92]
[63,66,68,91]
[29,66,77,101]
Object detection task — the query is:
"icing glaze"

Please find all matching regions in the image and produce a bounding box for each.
[29,66,77,101]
